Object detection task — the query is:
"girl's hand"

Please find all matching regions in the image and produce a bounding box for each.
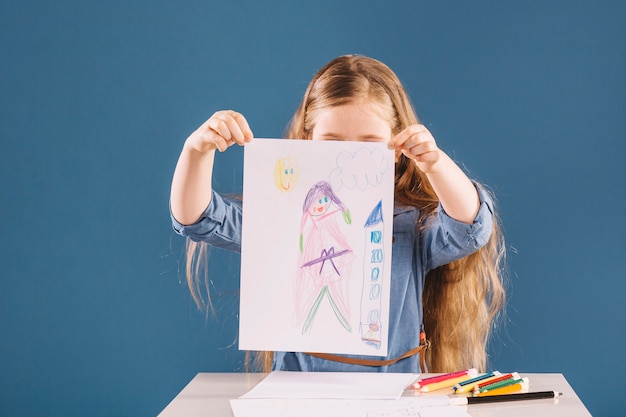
[390,124,480,223]
[187,110,254,153]
[388,124,441,173]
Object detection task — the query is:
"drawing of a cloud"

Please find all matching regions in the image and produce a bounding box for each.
[329,147,389,191]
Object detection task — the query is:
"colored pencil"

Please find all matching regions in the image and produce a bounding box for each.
[420,371,478,392]
[476,377,528,394]
[450,391,562,405]
[453,371,500,394]
[410,368,476,389]
[475,381,529,397]
[474,372,517,390]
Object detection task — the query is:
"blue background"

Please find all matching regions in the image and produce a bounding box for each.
[1,1,624,416]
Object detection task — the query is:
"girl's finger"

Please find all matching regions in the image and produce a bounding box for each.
[389,124,428,149]
[405,137,437,157]
[200,129,230,152]
[207,114,234,141]
[228,110,254,142]
[210,111,252,146]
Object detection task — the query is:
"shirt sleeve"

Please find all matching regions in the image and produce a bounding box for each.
[422,183,494,271]
[170,191,243,253]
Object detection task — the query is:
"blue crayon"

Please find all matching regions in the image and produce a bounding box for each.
[453,371,500,393]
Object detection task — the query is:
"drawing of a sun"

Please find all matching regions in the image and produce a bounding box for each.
[274,157,299,192]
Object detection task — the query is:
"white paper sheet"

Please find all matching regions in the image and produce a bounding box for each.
[240,371,417,400]
[240,139,395,356]
[230,398,470,417]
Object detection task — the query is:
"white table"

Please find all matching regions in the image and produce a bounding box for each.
[158,372,592,417]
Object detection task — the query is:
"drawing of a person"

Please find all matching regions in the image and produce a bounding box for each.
[296,181,354,334]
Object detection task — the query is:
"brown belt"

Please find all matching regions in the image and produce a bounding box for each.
[305,341,429,373]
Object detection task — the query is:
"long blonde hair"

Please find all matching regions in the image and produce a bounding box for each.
[186,54,506,373]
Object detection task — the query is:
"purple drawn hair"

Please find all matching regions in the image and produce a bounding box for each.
[302,181,347,213]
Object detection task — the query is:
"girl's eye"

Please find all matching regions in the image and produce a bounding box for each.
[284,169,288,174]
[324,197,329,203]
[290,168,294,174]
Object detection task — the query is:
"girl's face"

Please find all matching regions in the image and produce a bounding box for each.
[308,192,331,216]
[309,101,393,143]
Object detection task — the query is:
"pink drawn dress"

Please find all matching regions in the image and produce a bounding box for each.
[296,181,354,334]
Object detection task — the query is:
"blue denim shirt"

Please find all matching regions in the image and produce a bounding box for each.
[172,186,493,373]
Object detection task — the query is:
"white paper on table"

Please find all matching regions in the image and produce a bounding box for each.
[240,139,395,356]
[230,398,470,417]
[240,371,417,400]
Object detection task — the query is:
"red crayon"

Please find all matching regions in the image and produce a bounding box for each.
[411,369,476,389]
[475,373,516,390]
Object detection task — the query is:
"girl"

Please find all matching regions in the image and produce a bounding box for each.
[170,54,506,373]
[297,181,354,335]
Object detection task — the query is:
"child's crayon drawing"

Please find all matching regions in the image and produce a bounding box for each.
[240,139,394,356]
[297,181,354,335]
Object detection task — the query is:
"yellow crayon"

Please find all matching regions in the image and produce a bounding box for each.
[476,376,528,394]
[475,382,529,397]
[420,370,478,392]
